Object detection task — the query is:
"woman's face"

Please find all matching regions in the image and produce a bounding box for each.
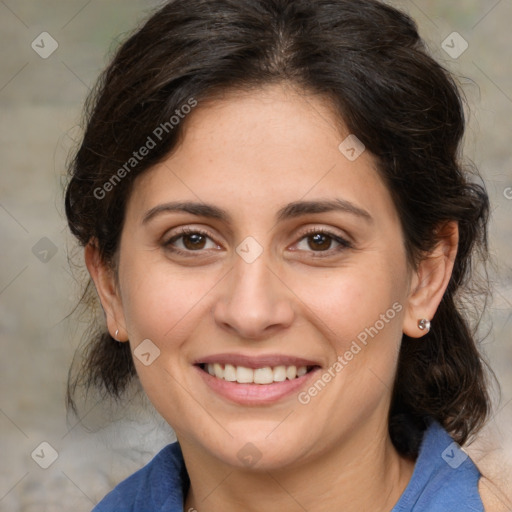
[109,84,416,469]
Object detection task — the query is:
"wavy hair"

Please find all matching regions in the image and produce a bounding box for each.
[65,0,492,457]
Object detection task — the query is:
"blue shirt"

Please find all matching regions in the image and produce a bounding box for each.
[92,420,484,511]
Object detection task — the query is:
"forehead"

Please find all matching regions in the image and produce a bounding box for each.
[126,84,396,227]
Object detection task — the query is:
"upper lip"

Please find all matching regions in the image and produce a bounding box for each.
[195,353,322,369]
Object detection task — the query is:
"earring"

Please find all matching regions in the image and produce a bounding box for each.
[114,329,119,340]
[418,319,431,333]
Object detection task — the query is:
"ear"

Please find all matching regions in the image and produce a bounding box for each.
[403,221,459,338]
[84,240,129,342]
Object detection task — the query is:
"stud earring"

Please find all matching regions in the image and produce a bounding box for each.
[418,319,431,333]
[114,329,119,340]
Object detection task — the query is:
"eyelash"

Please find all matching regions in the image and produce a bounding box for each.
[163,226,353,258]
[298,227,353,255]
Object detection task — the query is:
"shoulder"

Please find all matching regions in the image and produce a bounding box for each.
[466,430,512,512]
[393,421,485,511]
[479,476,512,512]
[92,442,187,512]
[474,449,512,512]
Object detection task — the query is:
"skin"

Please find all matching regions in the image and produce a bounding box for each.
[86,83,459,512]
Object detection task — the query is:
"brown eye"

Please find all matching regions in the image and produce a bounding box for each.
[307,233,332,251]
[182,232,207,250]
[163,228,220,255]
[294,228,352,255]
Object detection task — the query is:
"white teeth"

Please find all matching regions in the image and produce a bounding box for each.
[203,363,313,384]
[254,367,274,384]
[236,366,254,383]
[297,366,307,377]
[213,363,224,378]
[224,364,237,382]
[286,365,297,380]
[273,365,287,382]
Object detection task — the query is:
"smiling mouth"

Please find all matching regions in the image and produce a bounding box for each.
[197,363,319,384]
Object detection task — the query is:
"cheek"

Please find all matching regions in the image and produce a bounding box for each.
[119,256,216,345]
[292,257,406,397]
[293,260,404,343]
[117,260,215,417]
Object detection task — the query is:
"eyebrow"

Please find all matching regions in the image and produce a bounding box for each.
[142,198,373,225]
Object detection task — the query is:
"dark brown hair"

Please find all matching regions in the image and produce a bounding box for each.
[65,0,492,456]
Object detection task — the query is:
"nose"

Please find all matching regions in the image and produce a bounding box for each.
[212,253,295,340]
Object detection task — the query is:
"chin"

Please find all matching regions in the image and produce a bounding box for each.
[204,425,316,472]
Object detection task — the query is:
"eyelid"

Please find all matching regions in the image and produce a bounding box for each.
[294,225,352,244]
[162,226,222,252]
[162,224,353,256]
[290,225,353,253]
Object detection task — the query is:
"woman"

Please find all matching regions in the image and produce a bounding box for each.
[64,0,507,510]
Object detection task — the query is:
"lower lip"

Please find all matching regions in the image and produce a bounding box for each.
[195,366,320,405]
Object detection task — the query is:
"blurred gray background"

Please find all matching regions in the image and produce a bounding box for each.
[1,1,511,510]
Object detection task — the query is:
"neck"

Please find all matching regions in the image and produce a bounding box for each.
[181,418,415,512]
